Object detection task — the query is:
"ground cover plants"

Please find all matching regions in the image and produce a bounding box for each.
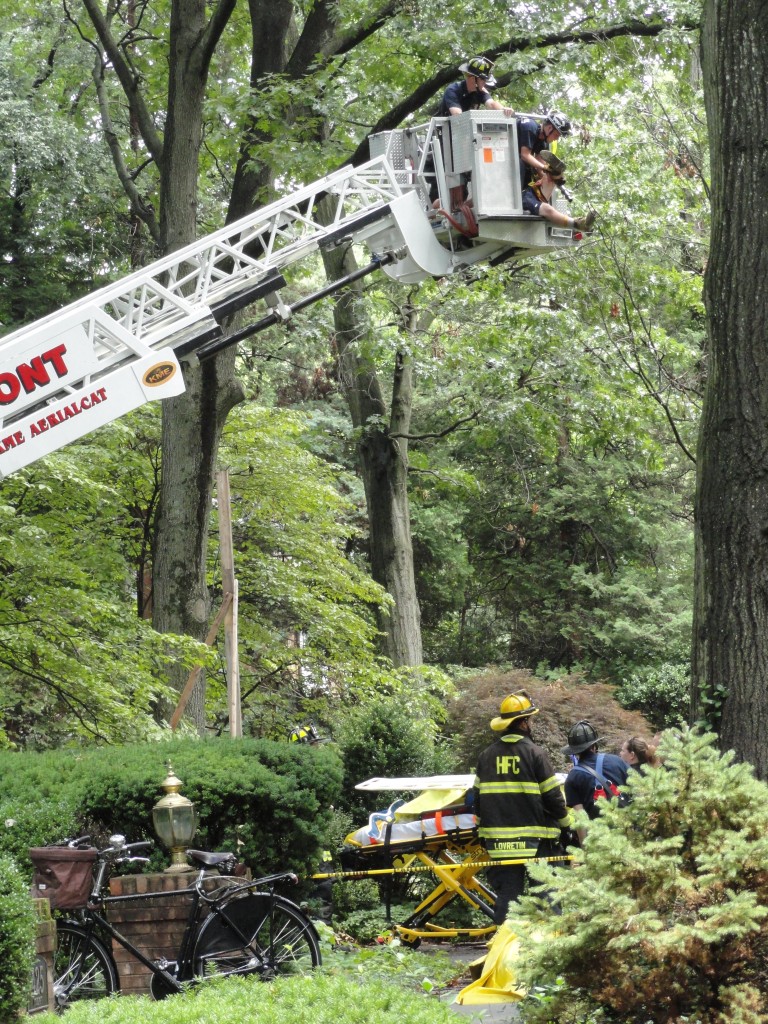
[33,966,463,1024]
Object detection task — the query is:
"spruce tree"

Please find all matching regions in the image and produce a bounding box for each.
[512,728,768,1024]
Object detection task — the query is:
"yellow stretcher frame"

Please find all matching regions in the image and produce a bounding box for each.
[325,776,571,945]
[314,836,571,946]
[390,837,497,945]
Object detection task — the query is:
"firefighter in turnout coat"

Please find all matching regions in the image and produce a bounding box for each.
[473,691,572,924]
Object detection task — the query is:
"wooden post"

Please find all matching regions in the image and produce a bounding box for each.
[169,594,232,731]
[216,469,242,738]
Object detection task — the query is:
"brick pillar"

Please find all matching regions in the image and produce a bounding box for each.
[27,898,56,1015]
[106,872,243,997]
[107,873,194,996]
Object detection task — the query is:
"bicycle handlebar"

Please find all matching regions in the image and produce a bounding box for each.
[99,836,154,858]
[52,835,92,849]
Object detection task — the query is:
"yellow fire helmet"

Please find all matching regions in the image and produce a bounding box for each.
[490,691,540,731]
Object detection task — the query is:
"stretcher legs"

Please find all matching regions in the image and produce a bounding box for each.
[393,842,498,946]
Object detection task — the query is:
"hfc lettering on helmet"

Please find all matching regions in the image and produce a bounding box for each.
[496,755,521,775]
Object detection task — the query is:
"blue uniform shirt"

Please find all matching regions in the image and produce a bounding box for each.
[438,80,496,117]
[564,751,629,819]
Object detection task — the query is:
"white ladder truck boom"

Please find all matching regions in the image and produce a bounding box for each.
[0,112,582,479]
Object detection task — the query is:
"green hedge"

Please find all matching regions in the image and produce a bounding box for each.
[0,738,343,881]
[0,853,36,1023]
[34,973,459,1024]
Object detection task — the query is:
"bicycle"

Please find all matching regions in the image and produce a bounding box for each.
[48,834,321,1009]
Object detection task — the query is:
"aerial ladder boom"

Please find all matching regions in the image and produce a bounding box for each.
[0,112,581,479]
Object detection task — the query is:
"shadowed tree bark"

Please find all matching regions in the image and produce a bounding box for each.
[319,231,423,665]
[694,0,768,776]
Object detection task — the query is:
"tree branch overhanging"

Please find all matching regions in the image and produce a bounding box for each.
[343,18,701,167]
[389,409,480,441]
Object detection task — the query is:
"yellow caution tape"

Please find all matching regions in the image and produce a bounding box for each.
[309,853,572,881]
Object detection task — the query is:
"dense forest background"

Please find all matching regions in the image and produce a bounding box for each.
[0,0,707,751]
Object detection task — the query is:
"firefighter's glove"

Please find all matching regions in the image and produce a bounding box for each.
[560,826,579,850]
[540,151,566,179]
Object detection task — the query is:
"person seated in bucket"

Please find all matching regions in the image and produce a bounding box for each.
[522,150,596,232]
[517,109,571,190]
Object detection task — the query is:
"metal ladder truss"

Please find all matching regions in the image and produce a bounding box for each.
[0,120,582,477]
[0,158,420,475]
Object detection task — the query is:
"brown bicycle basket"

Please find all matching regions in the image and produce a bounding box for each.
[29,846,98,910]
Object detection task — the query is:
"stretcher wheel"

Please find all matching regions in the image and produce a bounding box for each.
[399,936,421,949]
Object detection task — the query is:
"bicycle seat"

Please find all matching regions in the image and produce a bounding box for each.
[186,850,237,870]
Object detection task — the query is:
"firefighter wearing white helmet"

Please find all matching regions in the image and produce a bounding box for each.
[473,691,572,925]
[517,108,572,189]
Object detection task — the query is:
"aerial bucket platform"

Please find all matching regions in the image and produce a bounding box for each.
[366,110,580,283]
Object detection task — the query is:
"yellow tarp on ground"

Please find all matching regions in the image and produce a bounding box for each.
[455,921,526,1004]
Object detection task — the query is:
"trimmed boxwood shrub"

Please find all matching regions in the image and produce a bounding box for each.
[332,698,443,823]
[0,798,80,870]
[0,853,36,1023]
[0,738,343,882]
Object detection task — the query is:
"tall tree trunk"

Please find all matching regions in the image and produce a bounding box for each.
[320,233,423,666]
[151,0,241,728]
[694,0,768,775]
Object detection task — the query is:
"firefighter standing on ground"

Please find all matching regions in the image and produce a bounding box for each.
[563,720,629,844]
[473,691,572,925]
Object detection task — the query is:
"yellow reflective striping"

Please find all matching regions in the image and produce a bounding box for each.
[539,776,561,794]
[479,826,560,839]
[478,782,542,795]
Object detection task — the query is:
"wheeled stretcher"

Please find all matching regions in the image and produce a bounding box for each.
[338,775,498,945]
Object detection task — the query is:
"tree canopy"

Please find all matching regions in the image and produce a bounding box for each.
[0,0,710,750]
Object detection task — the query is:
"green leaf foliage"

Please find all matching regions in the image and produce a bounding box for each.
[615,660,691,730]
[0,738,343,881]
[0,853,36,1022]
[0,443,206,748]
[331,683,454,823]
[511,728,768,1023]
[360,32,704,685]
[33,972,460,1024]
[210,405,392,736]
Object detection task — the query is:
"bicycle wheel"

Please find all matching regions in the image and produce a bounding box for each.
[54,923,119,1008]
[193,893,321,981]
